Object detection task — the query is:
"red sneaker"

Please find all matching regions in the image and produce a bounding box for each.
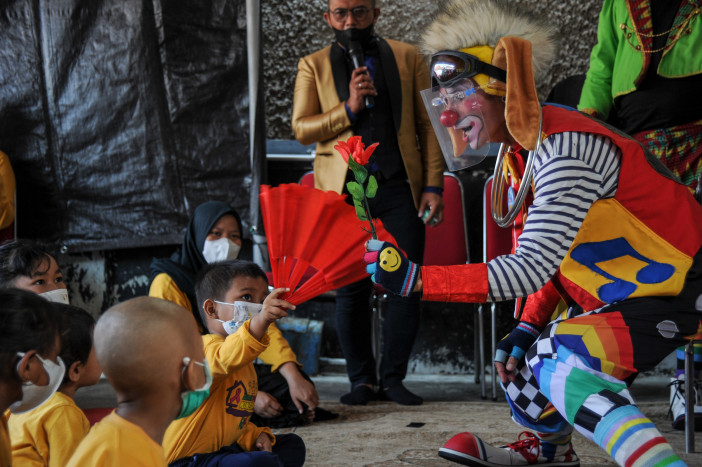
[438,431,580,466]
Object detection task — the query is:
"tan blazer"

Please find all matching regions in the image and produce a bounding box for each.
[0,151,15,230]
[292,38,444,208]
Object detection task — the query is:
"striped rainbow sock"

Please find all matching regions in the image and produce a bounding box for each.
[594,405,685,467]
[536,431,572,460]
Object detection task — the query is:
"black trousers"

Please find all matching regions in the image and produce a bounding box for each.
[169,433,305,467]
[249,364,311,428]
[336,178,425,388]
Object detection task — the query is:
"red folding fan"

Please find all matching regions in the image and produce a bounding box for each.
[259,183,398,305]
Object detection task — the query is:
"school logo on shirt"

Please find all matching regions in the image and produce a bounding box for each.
[225,380,255,424]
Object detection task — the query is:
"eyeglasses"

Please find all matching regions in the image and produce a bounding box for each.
[330,6,371,21]
[430,50,506,87]
[431,87,477,107]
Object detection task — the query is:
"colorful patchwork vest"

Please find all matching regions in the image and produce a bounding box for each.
[542,105,702,311]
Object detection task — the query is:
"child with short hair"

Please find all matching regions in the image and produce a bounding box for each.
[0,289,62,467]
[149,201,324,428]
[164,260,306,467]
[67,297,211,467]
[9,304,101,466]
[0,239,69,304]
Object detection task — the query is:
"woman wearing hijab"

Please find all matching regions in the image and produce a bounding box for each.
[149,201,243,328]
[149,201,334,427]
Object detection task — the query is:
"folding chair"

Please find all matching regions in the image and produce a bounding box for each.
[480,175,514,400]
[82,407,113,427]
[422,173,484,395]
[423,173,470,266]
[299,170,315,188]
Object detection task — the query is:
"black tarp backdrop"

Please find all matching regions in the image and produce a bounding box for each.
[0,0,256,253]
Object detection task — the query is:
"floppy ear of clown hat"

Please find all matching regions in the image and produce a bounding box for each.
[422,0,557,151]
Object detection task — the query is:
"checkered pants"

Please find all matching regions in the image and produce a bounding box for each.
[503,283,701,441]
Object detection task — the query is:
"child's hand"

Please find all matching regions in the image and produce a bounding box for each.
[260,287,294,323]
[254,390,283,418]
[255,432,273,452]
[249,287,295,341]
[279,362,318,415]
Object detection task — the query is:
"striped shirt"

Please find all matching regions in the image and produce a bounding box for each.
[488,131,622,302]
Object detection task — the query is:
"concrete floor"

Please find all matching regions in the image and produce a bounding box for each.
[75,371,702,466]
[73,372,529,409]
[74,369,688,407]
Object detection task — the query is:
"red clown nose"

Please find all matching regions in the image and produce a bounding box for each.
[440,110,458,127]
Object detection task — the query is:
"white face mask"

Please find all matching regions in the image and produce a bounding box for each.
[215,301,263,335]
[39,288,70,305]
[9,353,65,414]
[202,238,241,264]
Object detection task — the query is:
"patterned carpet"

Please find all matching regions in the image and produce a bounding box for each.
[275,400,701,467]
[75,376,702,466]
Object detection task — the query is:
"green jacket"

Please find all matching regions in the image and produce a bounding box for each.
[578,0,702,119]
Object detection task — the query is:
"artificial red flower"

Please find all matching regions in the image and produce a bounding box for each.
[334,136,379,166]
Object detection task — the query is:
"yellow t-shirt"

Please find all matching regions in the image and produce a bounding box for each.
[8,392,89,467]
[66,412,166,467]
[149,272,300,371]
[163,323,274,462]
[149,273,193,312]
[1,412,11,467]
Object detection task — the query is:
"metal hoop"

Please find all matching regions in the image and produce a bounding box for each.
[490,113,542,228]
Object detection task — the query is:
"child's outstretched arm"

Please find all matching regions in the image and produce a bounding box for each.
[249,287,294,341]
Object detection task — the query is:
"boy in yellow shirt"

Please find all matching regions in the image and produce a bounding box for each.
[148,201,323,427]
[164,260,306,466]
[67,297,211,467]
[9,304,101,466]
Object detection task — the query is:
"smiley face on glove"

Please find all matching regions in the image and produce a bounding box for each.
[379,247,402,272]
[364,240,418,298]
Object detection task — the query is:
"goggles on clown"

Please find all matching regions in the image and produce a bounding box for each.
[430,50,506,88]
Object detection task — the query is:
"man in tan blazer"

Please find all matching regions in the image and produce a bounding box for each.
[292,0,445,406]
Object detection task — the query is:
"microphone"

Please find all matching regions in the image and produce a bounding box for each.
[348,41,374,109]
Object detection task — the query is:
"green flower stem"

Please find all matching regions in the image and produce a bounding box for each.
[361,194,378,239]
[347,157,377,239]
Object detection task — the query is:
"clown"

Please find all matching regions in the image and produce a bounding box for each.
[364,0,702,466]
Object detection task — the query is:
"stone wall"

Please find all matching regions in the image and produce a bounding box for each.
[262,0,604,140]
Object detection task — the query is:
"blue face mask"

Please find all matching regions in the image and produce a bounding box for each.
[176,357,212,419]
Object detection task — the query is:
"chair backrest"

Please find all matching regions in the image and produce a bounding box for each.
[82,407,113,427]
[423,172,469,266]
[299,170,315,188]
[483,176,513,262]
